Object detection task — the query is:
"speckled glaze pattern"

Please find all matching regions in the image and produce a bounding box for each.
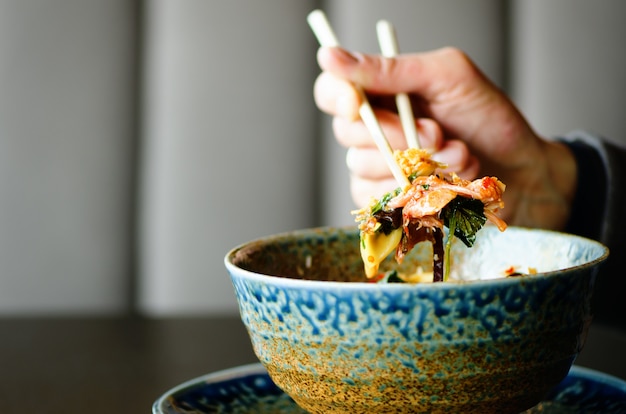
[225,227,608,414]
[152,364,626,413]
[153,364,307,414]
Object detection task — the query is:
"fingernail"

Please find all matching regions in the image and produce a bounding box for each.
[346,147,358,170]
[332,47,361,65]
[431,152,445,163]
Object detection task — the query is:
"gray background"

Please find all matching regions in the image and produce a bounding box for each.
[1,0,625,316]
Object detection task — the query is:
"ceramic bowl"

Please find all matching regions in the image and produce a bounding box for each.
[152,363,626,413]
[224,226,608,414]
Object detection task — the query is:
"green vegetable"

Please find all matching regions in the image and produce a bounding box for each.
[369,187,401,216]
[377,269,405,284]
[442,196,486,248]
[367,187,403,236]
[441,196,487,281]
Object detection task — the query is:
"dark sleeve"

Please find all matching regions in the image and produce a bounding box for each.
[562,139,607,240]
[559,131,626,330]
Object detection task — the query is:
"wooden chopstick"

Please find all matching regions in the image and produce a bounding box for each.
[376,19,421,150]
[307,10,411,188]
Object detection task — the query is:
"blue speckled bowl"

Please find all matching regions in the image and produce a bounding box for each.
[224,226,608,414]
[152,363,626,413]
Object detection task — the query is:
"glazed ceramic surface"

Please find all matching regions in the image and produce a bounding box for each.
[224,226,608,414]
[153,364,626,414]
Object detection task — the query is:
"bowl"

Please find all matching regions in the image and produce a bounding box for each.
[224,226,608,414]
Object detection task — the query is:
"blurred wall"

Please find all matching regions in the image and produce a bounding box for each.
[0,0,624,315]
[0,0,138,313]
[138,0,319,315]
[510,0,626,142]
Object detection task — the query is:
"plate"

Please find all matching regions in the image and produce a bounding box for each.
[153,363,626,413]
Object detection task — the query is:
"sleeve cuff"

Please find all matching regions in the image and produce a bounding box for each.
[558,134,608,240]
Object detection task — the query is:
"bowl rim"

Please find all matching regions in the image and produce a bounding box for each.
[224,226,609,291]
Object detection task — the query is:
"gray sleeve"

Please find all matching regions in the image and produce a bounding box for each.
[560,130,626,330]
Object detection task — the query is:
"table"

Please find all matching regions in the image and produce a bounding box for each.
[1,317,257,413]
[1,317,625,413]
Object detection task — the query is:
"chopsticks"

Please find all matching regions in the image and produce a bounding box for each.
[307,10,411,188]
[376,20,421,150]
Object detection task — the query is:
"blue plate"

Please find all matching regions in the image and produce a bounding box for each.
[153,364,626,413]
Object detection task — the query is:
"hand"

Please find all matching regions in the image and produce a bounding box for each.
[313,46,577,230]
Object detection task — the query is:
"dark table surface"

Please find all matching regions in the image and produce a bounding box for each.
[2,316,625,413]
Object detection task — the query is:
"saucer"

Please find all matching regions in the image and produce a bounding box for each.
[153,363,626,413]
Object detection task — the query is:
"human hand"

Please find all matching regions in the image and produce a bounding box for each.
[313,46,577,230]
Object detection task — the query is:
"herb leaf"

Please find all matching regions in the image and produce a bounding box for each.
[377,270,405,284]
[370,187,401,215]
[370,188,403,235]
[441,196,486,248]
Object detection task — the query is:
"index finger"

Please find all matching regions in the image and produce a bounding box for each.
[317,46,489,104]
[313,71,361,121]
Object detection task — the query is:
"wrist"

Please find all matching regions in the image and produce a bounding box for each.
[512,138,577,230]
[544,140,578,207]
